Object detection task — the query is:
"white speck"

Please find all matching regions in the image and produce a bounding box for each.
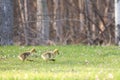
[24,74,28,79]
[95,75,99,80]
[4,6,6,11]
[108,73,114,79]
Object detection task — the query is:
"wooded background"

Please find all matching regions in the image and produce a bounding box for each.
[0,0,115,45]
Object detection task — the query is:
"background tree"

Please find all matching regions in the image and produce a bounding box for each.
[13,0,37,45]
[115,0,120,46]
[0,0,13,45]
[37,0,50,45]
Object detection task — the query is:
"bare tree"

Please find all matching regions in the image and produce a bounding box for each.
[53,0,63,43]
[37,0,50,45]
[0,0,13,45]
[115,0,120,45]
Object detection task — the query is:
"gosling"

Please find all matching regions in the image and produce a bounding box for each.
[18,48,36,61]
[41,49,59,61]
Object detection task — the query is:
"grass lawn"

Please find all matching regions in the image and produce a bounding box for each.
[0,45,120,80]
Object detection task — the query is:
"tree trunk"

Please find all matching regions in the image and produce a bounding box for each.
[0,0,13,45]
[85,0,92,45]
[53,0,63,43]
[115,0,120,45]
[37,0,50,45]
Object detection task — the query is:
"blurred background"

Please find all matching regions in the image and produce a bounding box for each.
[0,0,114,46]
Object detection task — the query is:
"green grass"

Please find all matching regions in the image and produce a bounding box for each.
[0,45,120,80]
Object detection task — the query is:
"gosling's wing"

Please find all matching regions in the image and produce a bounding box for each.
[18,52,30,61]
[41,51,54,60]
[20,52,31,56]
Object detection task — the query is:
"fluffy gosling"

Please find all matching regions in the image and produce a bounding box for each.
[41,49,59,61]
[18,48,36,61]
